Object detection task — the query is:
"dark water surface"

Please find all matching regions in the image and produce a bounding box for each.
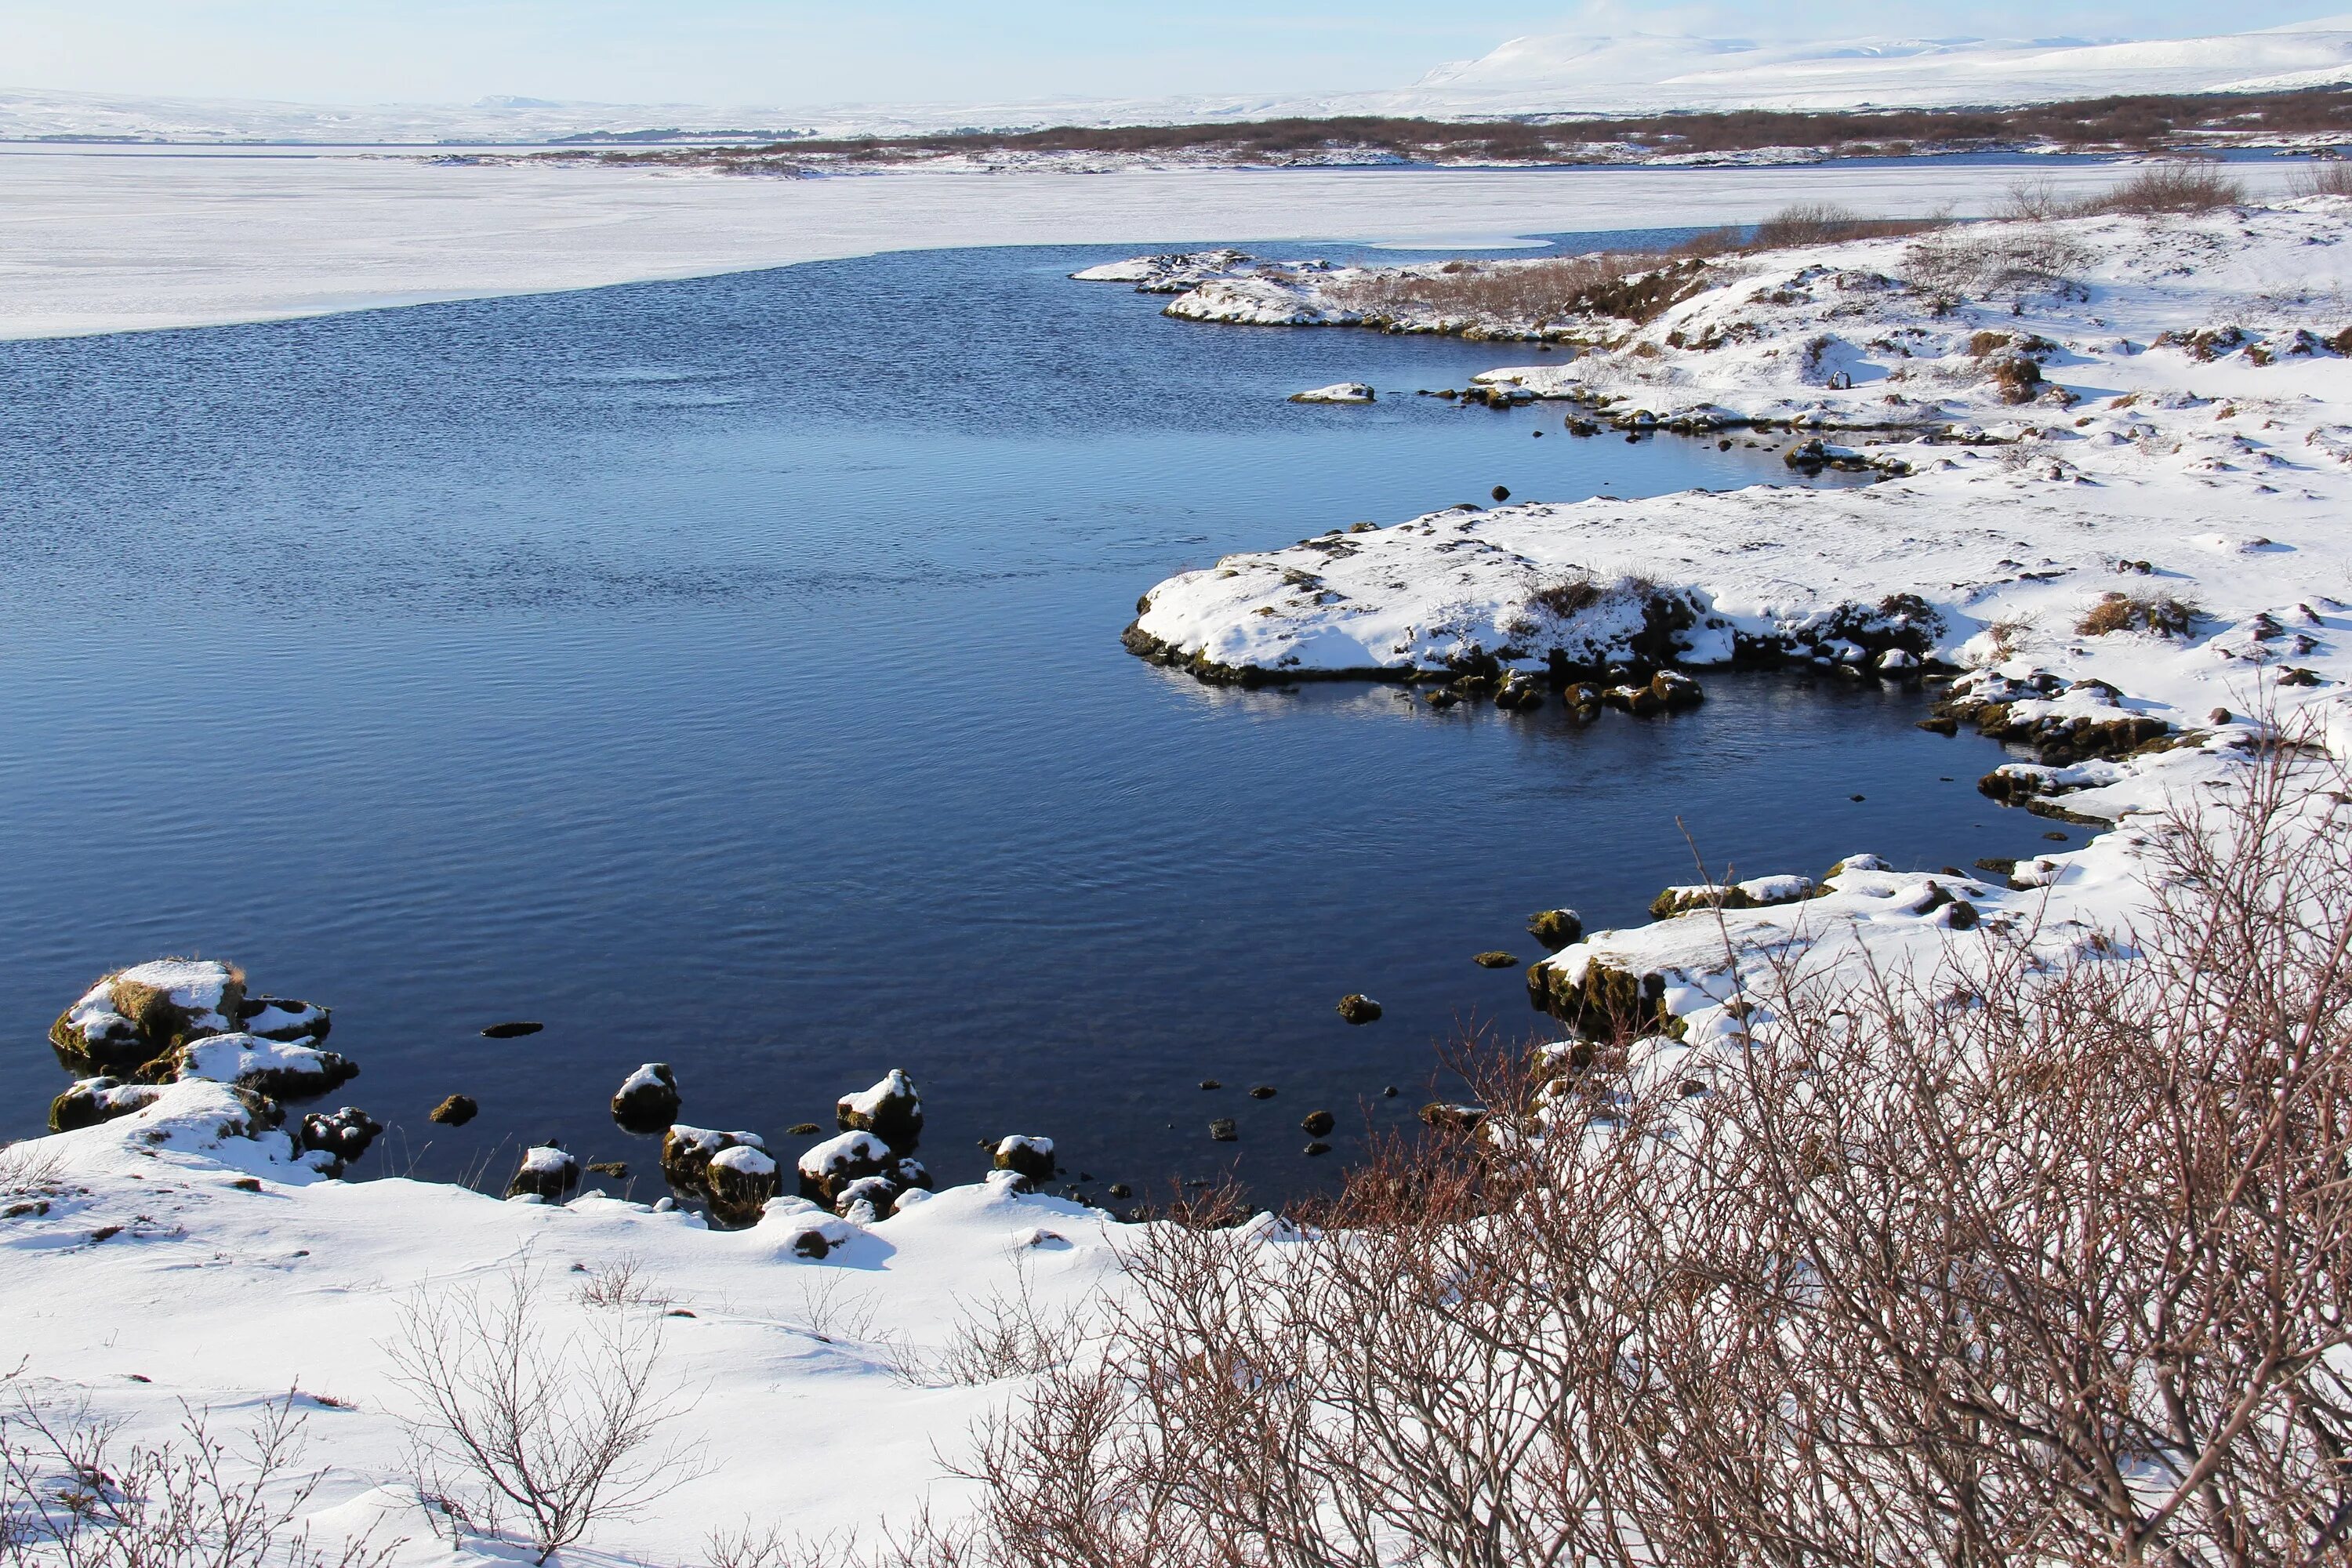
[0,241,2055,1202]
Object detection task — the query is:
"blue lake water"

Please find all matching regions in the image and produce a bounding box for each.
[0,239,2057,1203]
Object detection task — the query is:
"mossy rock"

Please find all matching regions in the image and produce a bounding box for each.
[429,1094,477,1127]
[663,1125,768,1196]
[1474,950,1521,969]
[993,1135,1056,1181]
[797,1129,896,1204]
[505,1142,579,1200]
[1650,884,1759,920]
[48,1077,164,1133]
[705,1144,782,1229]
[1336,993,1383,1025]
[50,959,249,1077]
[1300,1109,1336,1138]
[1526,956,1673,1036]
[1526,909,1584,951]
[836,1068,924,1149]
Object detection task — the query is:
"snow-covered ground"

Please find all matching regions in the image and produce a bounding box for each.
[0,147,2307,340]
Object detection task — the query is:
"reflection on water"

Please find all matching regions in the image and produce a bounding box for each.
[0,241,2050,1201]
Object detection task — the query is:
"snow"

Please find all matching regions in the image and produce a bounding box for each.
[0,147,2307,341]
[797,1129,892,1180]
[708,1143,777,1178]
[1133,198,2352,740]
[996,1134,1054,1159]
[0,1078,1129,1560]
[172,1033,351,1092]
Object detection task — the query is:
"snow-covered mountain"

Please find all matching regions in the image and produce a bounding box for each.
[3,14,2351,144]
[1383,16,2352,114]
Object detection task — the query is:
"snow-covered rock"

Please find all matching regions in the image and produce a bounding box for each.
[1290,381,1375,403]
[170,1033,356,1099]
[504,1140,579,1200]
[610,1062,681,1131]
[835,1068,923,1148]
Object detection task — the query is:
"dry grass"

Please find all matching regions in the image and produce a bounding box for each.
[2296,161,2352,198]
[2079,590,2198,637]
[2092,162,2248,213]
[1523,576,1602,619]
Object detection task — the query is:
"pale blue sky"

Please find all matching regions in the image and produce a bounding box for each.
[4,2,2342,107]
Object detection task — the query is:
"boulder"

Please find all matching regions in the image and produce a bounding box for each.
[798,1129,896,1205]
[1603,682,1662,717]
[299,1106,383,1170]
[1474,950,1520,969]
[662,1125,768,1196]
[1526,954,1674,1037]
[1336,993,1383,1025]
[429,1094,477,1127]
[51,959,249,1076]
[505,1142,579,1201]
[611,1063,681,1133]
[168,1033,356,1098]
[1209,1118,1239,1142]
[705,1144,782,1229]
[1650,670,1705,710]
[47,1076,165,1133]
[1526,909,1584,951]
[836,1069,924,1149]
[993,1135,1056,1183]
[1289,382,1375,404]
[1301,1109,1336,1138]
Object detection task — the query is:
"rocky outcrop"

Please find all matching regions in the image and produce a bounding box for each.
[611,1063,681,1133]
[1526,953,1676,1037]
[52,960,245,1076]
[1648,874,1817,920]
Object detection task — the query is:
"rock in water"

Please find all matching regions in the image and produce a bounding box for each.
[1474,951,1520,969]
[479,1021,543,1039]
[611,1062,681,1132]
[51,959,257,1076]
[797,1129,895,1204]
[1289,382,1375,404]
[429,1094,477,1127]
[1336,994,1383,1025]
[299,1106,383,1171]
[662,1125,768,1196]
[1301,1109,1336,1138]
[992,1135,1055,1183]
[1526,909,1584,951]
[1209,1119,1238,1142]
[505,1142,579,1201]
[836,1069,924,1149]
[705,1145,781,1229]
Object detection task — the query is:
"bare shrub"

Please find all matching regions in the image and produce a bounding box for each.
[1906,222,2093,297]
[938,746,2352,1567]
[1748,201,1945,249]
[2090,160,2248,214]
[0,1143,64,1201]
[386,1265,699,1563]
[2080,590,2198,637]
[936,1265,1089,1388]
[793,1272,880,1344]
[572,1256,670,1312]
[2296,160,2352,198]
[0,1385,393,1568]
